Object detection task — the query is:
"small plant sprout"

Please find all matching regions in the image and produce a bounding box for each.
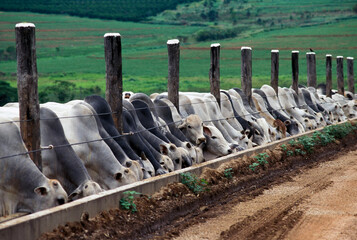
[120,191,141,213]
[281,144,287,151]
[224,168,233,179]
[295,148,306,155]
[249,162,260,171]
[254,152,269,165]
[180,172,209,194]
[288,139,297,146]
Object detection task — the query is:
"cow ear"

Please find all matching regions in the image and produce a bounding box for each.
[244,129,250,136]
[34,186,48,196]
[284,120,291,126]
[68,187,81,201]
[68,192,79,201]
[203,125,212,137]
[178,122,186,130]
[140,152,148,161]
[169,144,176,151]
[160,144,169,155]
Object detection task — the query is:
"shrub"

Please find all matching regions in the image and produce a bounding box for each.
[224,168,233,179]
[119,191,141,213]
[180,172,209,194]
[194,27,244,42]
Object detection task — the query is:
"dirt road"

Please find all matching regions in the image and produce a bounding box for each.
[172,149,357,240]
[40,131,357,240]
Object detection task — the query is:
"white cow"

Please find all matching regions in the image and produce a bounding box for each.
[0,115,68,216]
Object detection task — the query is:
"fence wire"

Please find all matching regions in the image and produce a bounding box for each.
[0,90,349,160]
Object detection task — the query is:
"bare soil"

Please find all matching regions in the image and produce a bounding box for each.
[40,130,357,240]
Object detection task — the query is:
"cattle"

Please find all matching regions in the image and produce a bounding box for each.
[122,100,181,172]
[83,95,154,179]
[178,92,248,149]
[277,87,317,131]
[1,105,103,200]
[129,98,193,169]
[41,101,138,190]
[0,115,68,216]
[331,93,357,119]
[131,94,200,160]
[258,85,301,135]
[228,88,276,143]
[178,114,232,160]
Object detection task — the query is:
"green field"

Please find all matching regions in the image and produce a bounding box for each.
[0,7,356,101]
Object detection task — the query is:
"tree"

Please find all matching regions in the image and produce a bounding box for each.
[40,80,76,103]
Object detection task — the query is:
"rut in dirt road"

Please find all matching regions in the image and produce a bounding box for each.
[173,147,357,240]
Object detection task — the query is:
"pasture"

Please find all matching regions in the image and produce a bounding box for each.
[0,11,357,97]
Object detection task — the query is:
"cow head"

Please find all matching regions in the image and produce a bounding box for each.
[140,152,155,179]
[178,114,206,146]
[68,180,103,201]
[203,125,232,157]
[31,179,68,213]
[160,143,187,170]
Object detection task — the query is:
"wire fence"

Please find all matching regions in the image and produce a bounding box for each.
[0,90,347,161]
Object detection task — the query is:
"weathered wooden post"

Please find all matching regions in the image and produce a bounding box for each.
[306,51,316,88]
[326,54,332,97]
[336,56,344,95]
[291,51,299,94]
[167,39,180,112]
[104,33,123,134]
[15,23,42,171]
[271,49,279,95]
[241,46,252,106]
[209,43,220,107]
[347,57,354,94]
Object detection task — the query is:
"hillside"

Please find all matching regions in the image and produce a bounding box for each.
[0,0,198,21]
[0,1,356,102]
[149,0,356,42]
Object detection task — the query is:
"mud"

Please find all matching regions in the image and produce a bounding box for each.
[40,130,357,240]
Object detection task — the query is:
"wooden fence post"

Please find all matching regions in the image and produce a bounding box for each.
[15,23,42,171]
[306,52,316,88]
[271,49,279,95]
[209,43,220,107]
[167,39,180,112]
[104,33,123,134]
[336,56,344,95]
[291,50,299,94]
[347,57,354,94]
[241,46,252,106]
[326,54,332,97]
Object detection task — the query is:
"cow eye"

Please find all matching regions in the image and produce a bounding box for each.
[211,136,217,139]
[188,125,192,129]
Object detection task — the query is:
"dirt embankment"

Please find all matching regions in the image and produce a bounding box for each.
[40,126,357,240]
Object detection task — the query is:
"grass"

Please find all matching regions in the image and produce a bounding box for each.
[0,8,356,97]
